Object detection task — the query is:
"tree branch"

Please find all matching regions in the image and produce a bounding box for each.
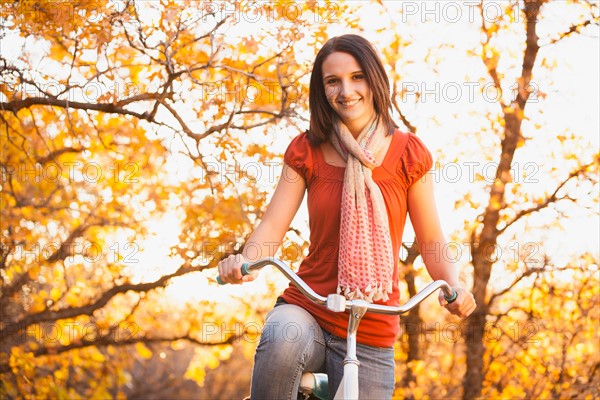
[401,239,420,266]
[499,157,598,234]
[0,330,247,374]
[391,80,417,134]
[0,263,204,338]
[0,97,153,122]
[545,19,598,46]
[478,1,505,109]
[488,266,545,307]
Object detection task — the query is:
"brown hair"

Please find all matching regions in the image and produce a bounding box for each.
[307,34,397,146]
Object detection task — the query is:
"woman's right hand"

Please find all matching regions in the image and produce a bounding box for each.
[217,254,258,284]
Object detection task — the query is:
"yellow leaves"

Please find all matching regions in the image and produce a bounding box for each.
[243,37,260,55]
[311,24,329,46]
[184,348,211,386]
[89,349,106,363]
[29,300,46,314]
[115,390,128,400]
[396,359,442,400]
[173,38,209,67]
[50,287,62,301]
[135,343,153,360]
[27,265,41,280]
[127,65,145,86]
[9,347,36,378]
[12,0,111,39]
[184,362,207,386]
[245,143,267,158]
[498,384,526,398]
[50,42,70,62]
[66,286,83,307]
[54,367,68,381]
[94,29,111,54]
[184,344,233,386]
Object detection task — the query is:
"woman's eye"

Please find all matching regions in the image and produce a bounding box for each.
[325,78,337,85]
[353,74,364,80]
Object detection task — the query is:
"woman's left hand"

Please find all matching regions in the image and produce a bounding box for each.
[439,287,477,318]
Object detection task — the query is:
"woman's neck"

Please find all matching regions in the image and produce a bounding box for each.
[345,117,377,139]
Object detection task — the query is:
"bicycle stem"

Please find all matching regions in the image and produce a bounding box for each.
[339,300,368,399]
[345,300,368,362]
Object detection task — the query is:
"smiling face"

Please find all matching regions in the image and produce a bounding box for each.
[308,35,395,145]
[322,52,375,137]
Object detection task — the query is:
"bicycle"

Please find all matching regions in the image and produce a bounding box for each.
[217,258,457,400]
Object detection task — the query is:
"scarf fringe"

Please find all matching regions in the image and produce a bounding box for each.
[337,281,393,303]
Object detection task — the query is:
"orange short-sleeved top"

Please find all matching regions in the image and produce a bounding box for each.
[281,129,433,348]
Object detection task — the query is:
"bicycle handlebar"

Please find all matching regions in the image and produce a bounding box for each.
[217,258,457,314]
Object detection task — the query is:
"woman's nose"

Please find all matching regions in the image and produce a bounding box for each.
[338,79,352,98]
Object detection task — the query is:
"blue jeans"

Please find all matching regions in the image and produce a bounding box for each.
[250,301,395,400]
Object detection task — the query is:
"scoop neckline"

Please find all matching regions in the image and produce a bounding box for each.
[317,132,397,170]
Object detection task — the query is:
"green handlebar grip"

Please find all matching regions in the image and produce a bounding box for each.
[444,289,458,304]
[217,262,251,285]
[241,262,250,275]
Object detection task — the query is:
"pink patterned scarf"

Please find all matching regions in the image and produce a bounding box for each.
[329,115,394,302]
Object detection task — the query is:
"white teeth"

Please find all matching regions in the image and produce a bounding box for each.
[340,99,360,107]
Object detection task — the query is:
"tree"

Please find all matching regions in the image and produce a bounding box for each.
[460,1,598,398]
[0,0,340,396]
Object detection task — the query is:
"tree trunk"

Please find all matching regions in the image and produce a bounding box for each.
[401,262,422,388]
[462,2,542,398]
[399,242,422,392]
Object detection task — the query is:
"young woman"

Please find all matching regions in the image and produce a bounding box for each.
[218,34,476,399]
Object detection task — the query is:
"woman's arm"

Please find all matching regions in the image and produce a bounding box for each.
[218,164,306,284]
[407,175,476,318]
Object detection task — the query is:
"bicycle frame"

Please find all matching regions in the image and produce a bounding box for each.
[218,257,457,399]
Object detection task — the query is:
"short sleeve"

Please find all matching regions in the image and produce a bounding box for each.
[283,131,313,183]
[396,133,433,187]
